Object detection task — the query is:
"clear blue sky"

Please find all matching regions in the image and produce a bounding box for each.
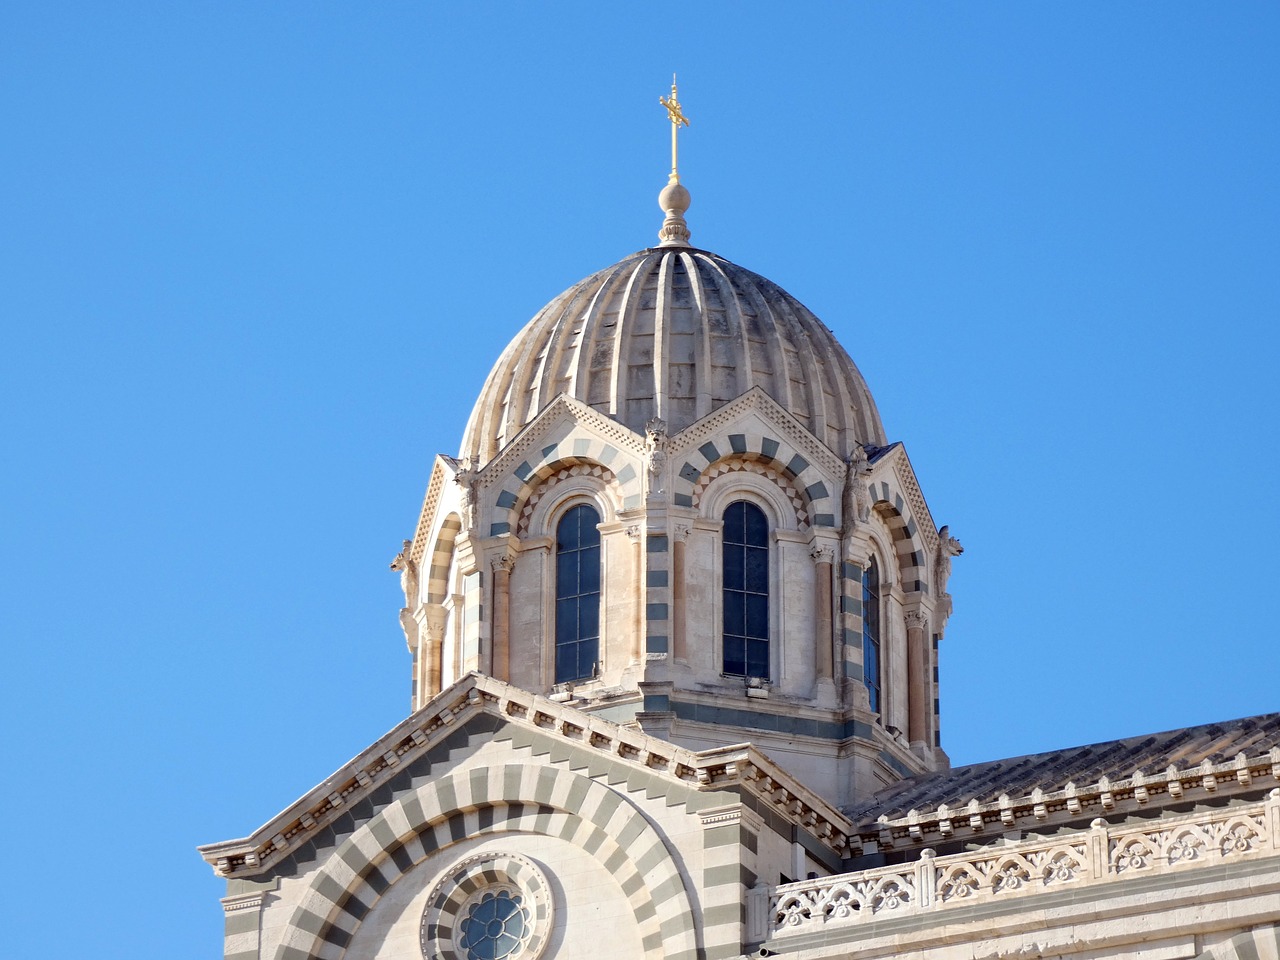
[3,4,1278,956]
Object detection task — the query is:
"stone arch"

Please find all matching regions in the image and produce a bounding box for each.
[426,513,463,605]
[487,448,634,538]
[516,461,620,537]
[871,500,927,595]
[272,763,699,960]
[673,432,836,528]
[1193,925,1280,960]
[692,457,810,531]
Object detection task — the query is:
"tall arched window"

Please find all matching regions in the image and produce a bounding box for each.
[555,503,601,683]
[723,500,769,679]
[862,557,882,714]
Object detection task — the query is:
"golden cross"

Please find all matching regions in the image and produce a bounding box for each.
[659,74,690,183]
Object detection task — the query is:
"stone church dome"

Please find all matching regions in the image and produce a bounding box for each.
[461,245,888,465]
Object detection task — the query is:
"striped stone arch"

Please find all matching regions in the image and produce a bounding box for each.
[691,458,810,530]
[272,763,699,960]
[674,431,835,528]
[514,462,620,536]
[487,439,642,537]
[1194,924,1280,960]
[870,479,928,594]
[426,513,463,605]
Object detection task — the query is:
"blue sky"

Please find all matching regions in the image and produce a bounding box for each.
[3,4,1278,956]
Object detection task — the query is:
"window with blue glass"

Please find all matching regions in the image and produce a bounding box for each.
[862,557,882,714]
[722,500,769,679]
[458,890,531,960]
[555,503,601,683]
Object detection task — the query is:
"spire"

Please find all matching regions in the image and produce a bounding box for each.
[657,75,692,247]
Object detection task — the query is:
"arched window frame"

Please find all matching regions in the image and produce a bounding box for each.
[552,500,603,684]
[722,499,771,680]
[699,474,796,685]
[521,475,615,690]
[862,554,883,715]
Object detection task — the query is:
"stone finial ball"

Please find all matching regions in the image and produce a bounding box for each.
[659,181,691,215]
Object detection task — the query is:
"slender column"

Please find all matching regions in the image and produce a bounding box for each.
[490,551,515,682]
[906,609,928,745]
[811,545,835,680]
[672,525,690,661]
[626,525,643,664]
[424,605,447,703]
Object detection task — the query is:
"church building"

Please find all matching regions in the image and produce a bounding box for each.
[200,88,1280,960]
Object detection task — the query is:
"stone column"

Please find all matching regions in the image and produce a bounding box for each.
[672,524,690,662]
[811,545,835,681]
[490,550,515,682]
[626,525,643,665]
[423,604,447,705]
[906,608,929,746]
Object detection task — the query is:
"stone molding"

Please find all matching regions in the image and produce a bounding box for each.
[477,393,646,491]
[198,673,857,878]
[851,749,1280,854]
[667,385,846,481]
[410,454,454,565]
[769,789,1280,940]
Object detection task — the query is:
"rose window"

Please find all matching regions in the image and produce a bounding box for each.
[420,852,552,960]
[459,890,533,960]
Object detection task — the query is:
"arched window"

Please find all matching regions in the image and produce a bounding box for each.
[555,503,601,683]
[723,500,769,679]
[862,557,882,714]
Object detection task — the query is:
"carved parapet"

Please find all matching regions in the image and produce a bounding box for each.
[766,792,1278,940]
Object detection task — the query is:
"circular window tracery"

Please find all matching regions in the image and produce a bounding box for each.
[420,852,552,960]
[458,888,532,960]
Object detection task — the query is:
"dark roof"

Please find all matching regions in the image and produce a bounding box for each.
[847,711,1280,824]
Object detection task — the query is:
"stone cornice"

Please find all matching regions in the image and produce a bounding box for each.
[409,454,454,565]
[850,749,1280,855]
[198,673,857,878]
[763,789,1280,945]
[667,385,846,481]
[477,394,646,490]
[870,443,938,558]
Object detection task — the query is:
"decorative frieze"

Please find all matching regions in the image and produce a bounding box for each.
[769,790,1280,939]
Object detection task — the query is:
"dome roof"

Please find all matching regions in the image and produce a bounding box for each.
[461,246,887,466]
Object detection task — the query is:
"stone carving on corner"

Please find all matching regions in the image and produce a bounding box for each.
[390,538,420,607]
[841,445,873,536]
[934,525,964,596]
[390,539,420,648]
[645,416,669,498]
[454,458,480,531]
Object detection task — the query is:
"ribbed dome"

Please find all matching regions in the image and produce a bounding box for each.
[461,247,887,466]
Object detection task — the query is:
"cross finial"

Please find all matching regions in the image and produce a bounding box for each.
[659,74,690,185]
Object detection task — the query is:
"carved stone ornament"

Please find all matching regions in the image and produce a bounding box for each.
[934,525,964,596]
[810,545,835,565]
[390,539,419,610]
[645,416,669,497]
[841,446,873,536]
[420,852,553,960]
[490,550,516,574]
[454,458,480,531]
[625,524,643,542]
